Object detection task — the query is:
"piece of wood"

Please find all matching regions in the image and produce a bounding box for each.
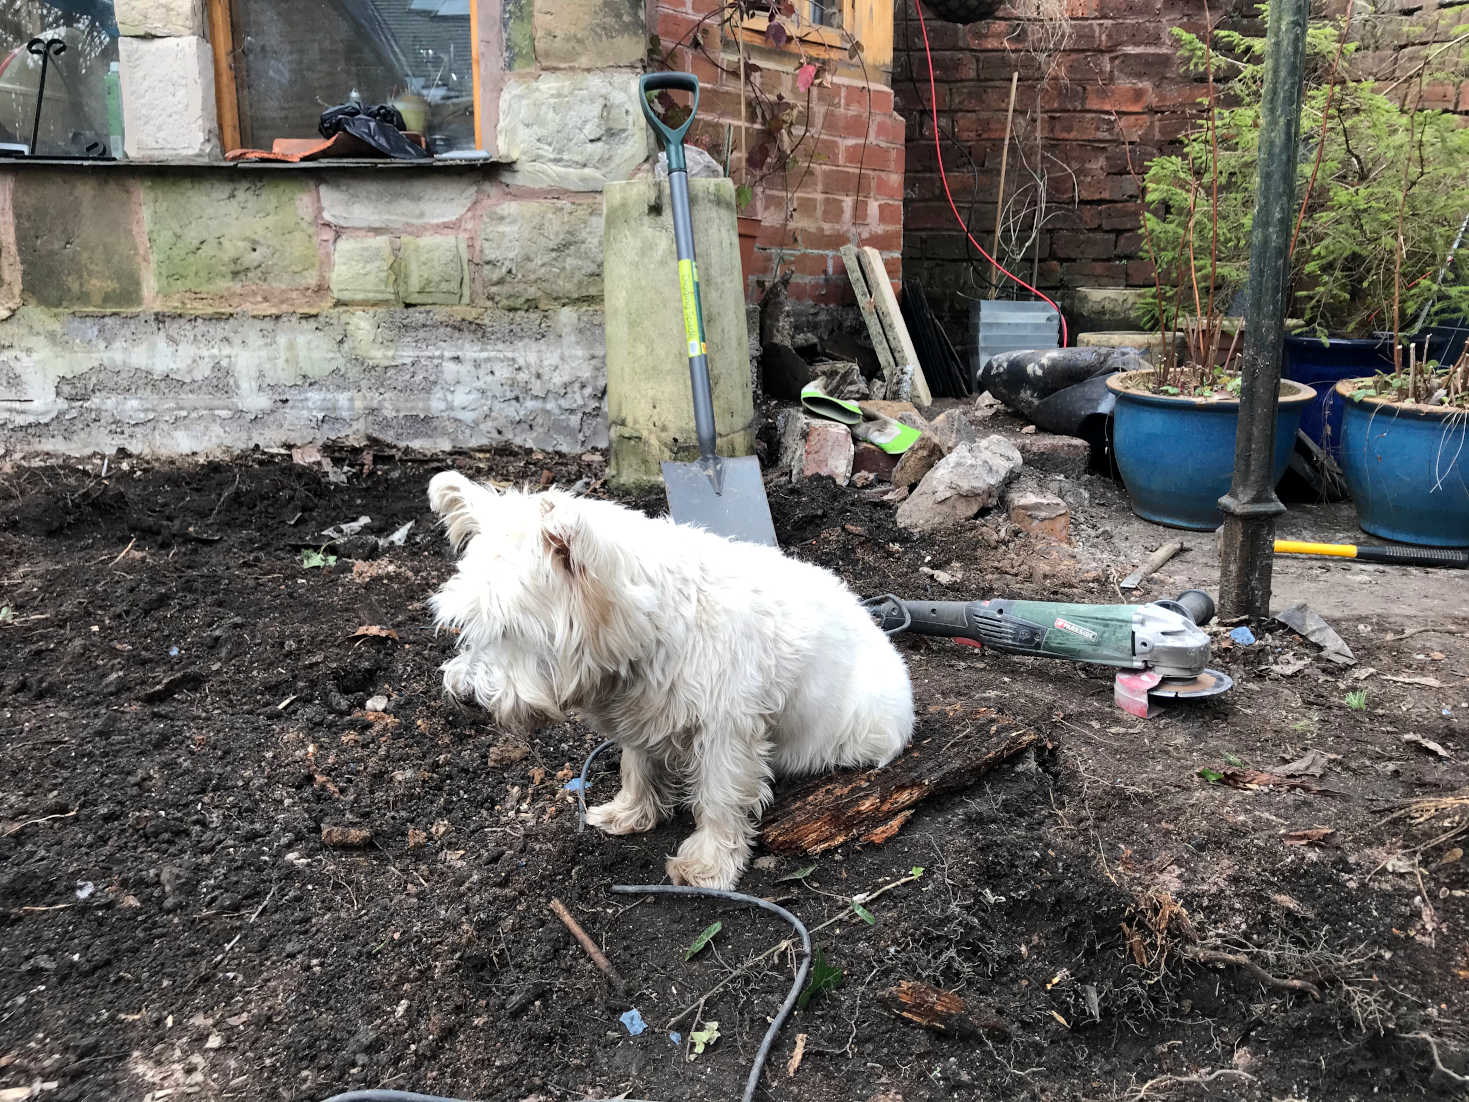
[469,0,485,152]
[759,723,1040,855]
[858,246,933,406]
[207,0,242,152]
[989,71,1019,293]
[1120,541,1184,591]
[549,898,625,986]
[849,0,893,68]
[840,245,898,395]
[879,981,1010,1038]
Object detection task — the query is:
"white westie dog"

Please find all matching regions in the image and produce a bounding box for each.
[426,471,915,890]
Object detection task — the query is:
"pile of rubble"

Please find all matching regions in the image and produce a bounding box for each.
[774,391,1092,539]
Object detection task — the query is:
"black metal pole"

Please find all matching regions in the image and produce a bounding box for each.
[1217,0,1309,620]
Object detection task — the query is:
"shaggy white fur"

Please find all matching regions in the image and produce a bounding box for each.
[427,471,915,889]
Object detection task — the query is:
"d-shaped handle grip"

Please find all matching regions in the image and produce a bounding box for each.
[638,72,699,173]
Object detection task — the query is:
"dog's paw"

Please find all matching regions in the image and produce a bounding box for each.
[666,837,746,890]
[585,798,660,836]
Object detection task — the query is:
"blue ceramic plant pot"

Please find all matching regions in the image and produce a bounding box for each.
[1282,329,1462,458]
[1106,371,1316,531]
[1336,379,1469,547]
[1281,334,1393,459]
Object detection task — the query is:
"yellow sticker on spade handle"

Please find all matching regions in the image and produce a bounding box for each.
[677,259,705,358]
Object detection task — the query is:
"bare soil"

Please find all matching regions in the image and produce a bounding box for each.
[1,445,1465,1102]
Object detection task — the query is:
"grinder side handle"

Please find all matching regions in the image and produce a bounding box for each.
[898,600,983,639]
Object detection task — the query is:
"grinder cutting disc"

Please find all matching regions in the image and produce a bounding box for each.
[1148,669,1234,699]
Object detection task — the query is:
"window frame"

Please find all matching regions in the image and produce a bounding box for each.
[732,0,892,70]
[208,0,487,156]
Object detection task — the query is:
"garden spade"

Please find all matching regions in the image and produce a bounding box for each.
[638,72,778,547]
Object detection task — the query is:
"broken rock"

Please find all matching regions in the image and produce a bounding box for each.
[811,361,870,401]
[1005,488,1070,542]
[896,436,1023,533]
[776,408,854,484]
[927,408,979,452]
[891,432,944,488]
[853,442,898,481]
[858,400,927,432]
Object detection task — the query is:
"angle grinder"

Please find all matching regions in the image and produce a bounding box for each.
[863,589,1233,718]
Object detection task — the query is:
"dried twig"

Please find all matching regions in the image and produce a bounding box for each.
[3,809,77,837]
[108,537,137,567]
[1125,1068,1257,1101]
[549,897,624,985]
[1404,1032,1469,1085]
[1187,947,1322,1000]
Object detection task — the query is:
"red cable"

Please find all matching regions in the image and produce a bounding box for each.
[913,1,1069,347]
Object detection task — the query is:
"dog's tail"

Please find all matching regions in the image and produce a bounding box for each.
[428,471,497,552]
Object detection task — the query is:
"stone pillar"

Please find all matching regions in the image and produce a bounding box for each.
[115,0,219,160]
[603,177,754,489]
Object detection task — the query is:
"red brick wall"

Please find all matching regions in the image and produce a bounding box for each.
[1352,0,1469,97]
[652,1,908,302]
[893,0,1229,327]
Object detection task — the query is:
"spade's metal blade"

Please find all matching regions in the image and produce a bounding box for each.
[662,455,779,547]
[1147,668,1234,699]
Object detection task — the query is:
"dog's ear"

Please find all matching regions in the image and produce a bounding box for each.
[539,495,585,576]
[428,471,494,552]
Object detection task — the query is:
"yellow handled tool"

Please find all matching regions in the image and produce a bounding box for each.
[1274,539,1467,568]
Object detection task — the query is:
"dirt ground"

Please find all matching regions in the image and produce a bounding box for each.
[1,441,1466,1102]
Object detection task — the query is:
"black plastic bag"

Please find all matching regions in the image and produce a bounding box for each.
[318,102,430,160]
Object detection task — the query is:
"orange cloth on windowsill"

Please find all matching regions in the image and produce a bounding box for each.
[225,130,428,163]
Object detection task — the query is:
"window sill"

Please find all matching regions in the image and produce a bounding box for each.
[736,13,849,56]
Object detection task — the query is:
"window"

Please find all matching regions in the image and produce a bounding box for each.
[216,0,482,154]
[0,0,120,157]
[735,0,891,68]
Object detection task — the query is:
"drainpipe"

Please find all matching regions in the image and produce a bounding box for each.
[1217,0,1310,620]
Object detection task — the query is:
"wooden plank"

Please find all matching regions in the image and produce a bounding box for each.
[858,246,933,406]
[840,244,898,397]
[207,0,242,153]
[850,0,893,69]
[758,724,1040,855]
[879,981,1010,1039]
[470,0,485,152]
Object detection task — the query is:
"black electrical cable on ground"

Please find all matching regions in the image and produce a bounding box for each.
[610,883,813,1102]
[576,738,616,832]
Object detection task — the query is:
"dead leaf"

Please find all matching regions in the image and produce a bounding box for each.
[1435,847,1462,867]
[1281,827,1335,846]
[1268,653,1311,677]
[1401,733,1451,759]
[920,566,960,585]
[1382,674,1444,688]
[529,766,547,786]
[1213,769,1339,795]
[430,819,452,839]
[786,1032,807,1077]
[487,739,529,767]
[291,443,325,467]
[348,625,400,643]
[321,824,372,848]
[351,560,407,583]
[1275,749,1329,777]
[1269,892,1314,916]
[1430,651,1445,660]
[407,828,428,847]
[1348,666,1377,681]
